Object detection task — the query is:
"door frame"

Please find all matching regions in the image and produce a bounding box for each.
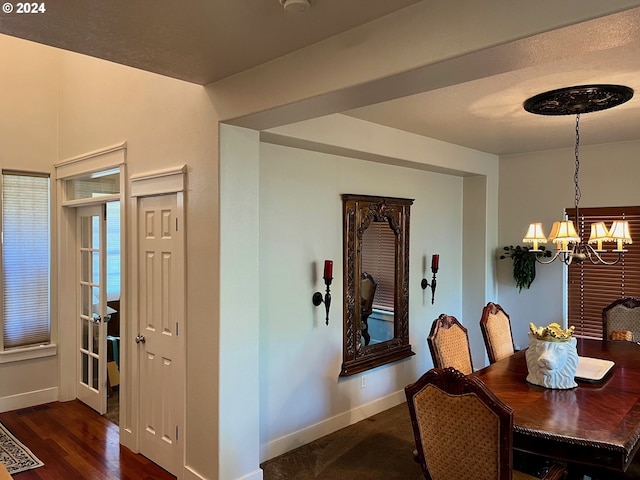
[55,143,127,429]
[56,148,187,475]
[130,165,186,476]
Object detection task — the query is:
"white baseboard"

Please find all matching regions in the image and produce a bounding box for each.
[261,389,405,461]
[183,465,263,480]
[119,427,137,454]
[0,387,58,413]
[235,469,263,480]
[183,465,206,480]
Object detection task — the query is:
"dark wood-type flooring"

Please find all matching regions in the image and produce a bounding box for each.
[3,398,640,480]
[0,400,175,480]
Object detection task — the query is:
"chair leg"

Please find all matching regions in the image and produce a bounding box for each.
[362,319,370,346]
[565,462,591,480]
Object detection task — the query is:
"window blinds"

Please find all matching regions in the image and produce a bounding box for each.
[2,172,50,349]
[361,221,396,312]
[566,206,640,339]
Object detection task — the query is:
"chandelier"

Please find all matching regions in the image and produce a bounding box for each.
[522,84,634,265]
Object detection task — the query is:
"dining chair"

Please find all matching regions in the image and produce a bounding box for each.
[480,302,516,364]
[427,314,473,374]
[360,272,377,346]
[404,367,567,480]
[602,297,640,342]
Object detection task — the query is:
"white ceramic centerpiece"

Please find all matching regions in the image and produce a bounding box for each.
[526,322,578,389]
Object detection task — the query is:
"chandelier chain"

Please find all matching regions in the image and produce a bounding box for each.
[574,114,581,218]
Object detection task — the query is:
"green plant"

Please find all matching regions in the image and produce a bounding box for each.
[500,245,552,292]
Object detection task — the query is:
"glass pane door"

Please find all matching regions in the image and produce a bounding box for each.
[76,205,108,414]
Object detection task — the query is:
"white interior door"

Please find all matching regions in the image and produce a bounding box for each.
[137,193,184,476]
[76,204,109,414]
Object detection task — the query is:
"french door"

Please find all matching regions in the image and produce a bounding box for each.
[76,204,109,414]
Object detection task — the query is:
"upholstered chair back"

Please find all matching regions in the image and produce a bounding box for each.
[405,367,567,480]
[480,302,516,364]
[427,314,473,374]
[603,297,640,342]
[360,272,377,316]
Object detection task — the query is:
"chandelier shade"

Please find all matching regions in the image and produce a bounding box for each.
[547,221,580,252]
[523,223,547,251]
[609,220,633,251]
[587,222,610,251]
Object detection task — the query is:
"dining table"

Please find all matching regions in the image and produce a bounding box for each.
[473,338,640,476]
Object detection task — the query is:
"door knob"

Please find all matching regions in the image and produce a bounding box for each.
[135,334,146,344]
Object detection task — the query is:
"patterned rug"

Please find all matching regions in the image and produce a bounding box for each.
[0,422,44,474]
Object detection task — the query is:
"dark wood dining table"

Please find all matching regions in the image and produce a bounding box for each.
[473,338,640,475]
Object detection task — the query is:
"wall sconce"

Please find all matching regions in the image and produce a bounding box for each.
[421,254,439,304]
[312,260,333,325]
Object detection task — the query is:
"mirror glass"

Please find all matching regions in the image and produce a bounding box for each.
[340,194,414,376]
[360,220,394,347]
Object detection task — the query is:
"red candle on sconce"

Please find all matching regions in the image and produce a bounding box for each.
[431,254,440,271]
[314,259,334,325]
[422,254,440,305]
[323,260,333,280]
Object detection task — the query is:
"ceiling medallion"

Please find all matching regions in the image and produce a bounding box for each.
[523,84,634,116]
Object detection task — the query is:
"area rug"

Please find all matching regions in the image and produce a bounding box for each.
[0,422,44,474]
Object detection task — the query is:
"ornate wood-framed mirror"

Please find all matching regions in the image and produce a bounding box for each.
[340,194,414,376]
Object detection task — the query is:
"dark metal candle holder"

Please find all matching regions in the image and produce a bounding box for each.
[312,277,332,325]
[421,266,438,305]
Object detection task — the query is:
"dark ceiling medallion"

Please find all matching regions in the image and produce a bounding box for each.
[524,84,634,116]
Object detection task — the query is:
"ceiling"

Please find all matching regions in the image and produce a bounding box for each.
[2,0,640,156]
[0,0,422,85]
[345,33,640,155]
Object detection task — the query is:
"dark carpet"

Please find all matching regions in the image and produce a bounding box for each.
[261,402,640,480]
[261,403,423,480]
[106,386,119,425]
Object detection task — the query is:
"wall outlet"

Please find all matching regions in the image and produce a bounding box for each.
[361,375,367,389]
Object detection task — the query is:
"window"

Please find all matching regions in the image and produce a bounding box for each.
[105,201,121,299]
[361,221,395,312]
[567,206,640,339]
[65,169,119,201]
[2,172,50,349]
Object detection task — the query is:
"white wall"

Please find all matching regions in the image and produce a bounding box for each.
[258,143,461,455]
[0,34,223,479]
[0,34,59,409]
[463,175,492,365]
[266,115,499,371]
[256,115,499,459]
[498,139,640,349]
[55,50,221,479]
[219,125,261,480]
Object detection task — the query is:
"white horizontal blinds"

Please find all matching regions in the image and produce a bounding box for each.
[2,172,50,349]
[361,221,396,312]
[566,206,640,339]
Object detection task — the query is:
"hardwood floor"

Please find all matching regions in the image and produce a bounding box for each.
[0,401,175,480]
